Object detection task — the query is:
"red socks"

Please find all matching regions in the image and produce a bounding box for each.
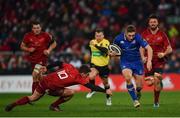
[12,96,29,107]
[32,82,39,94]
[154,90,160,104]
[51,97,65,107]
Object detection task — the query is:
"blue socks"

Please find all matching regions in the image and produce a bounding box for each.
[127,84,137,101]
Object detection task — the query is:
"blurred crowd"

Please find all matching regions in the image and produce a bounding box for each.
[0,0,180,74]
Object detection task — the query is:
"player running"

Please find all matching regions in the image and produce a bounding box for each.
[141,14,172,107]
[86,28,112,106]
[5,61,112,112]
[110,25,153,108]
[20,21,57,94]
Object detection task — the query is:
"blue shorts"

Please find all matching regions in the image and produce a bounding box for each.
[120,60,144,75]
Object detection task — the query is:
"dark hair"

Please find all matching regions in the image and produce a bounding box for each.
[31,20,41,28]
[125,25,136,33]
[148,14,159,21]
[95,28,104,33]
[79,65,91,74]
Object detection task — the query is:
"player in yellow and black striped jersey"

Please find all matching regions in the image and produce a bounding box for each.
[86,28,112,106]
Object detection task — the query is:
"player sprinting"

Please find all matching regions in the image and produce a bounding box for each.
[20,21,57,94]
[110,25,153,108]
[5,61,112,112]
[141,14,172,107]
[86,28,112,106]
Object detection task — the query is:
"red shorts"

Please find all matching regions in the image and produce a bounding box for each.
[36,80,48,94]
[36,79,65,96]
[144,60,165,76]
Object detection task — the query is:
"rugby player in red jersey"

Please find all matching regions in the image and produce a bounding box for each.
[5,61,112,112]
[20,21,57,94]
[141,14,172,107]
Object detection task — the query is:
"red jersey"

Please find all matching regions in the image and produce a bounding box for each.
[22,31,52,64]
[42,63,88,90]
[142,28,171,69]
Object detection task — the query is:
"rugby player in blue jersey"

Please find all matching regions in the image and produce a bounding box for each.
[110,25,153,108]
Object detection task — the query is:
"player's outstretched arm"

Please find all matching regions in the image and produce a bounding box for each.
[84,83,112,95]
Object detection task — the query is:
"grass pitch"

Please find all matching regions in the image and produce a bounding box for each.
[0,91,180,117]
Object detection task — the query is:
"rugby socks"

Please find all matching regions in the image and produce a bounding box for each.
[11,96,30,107]
[51,97,65,107]
[136,87,142,93]
[105,85,110,99]
[154,90,160,104]
[89,80,95,92]
[89,80,95,85]
[32,82,39,94]
[127,83,138,101]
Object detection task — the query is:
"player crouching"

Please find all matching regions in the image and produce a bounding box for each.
[5,61,112,112]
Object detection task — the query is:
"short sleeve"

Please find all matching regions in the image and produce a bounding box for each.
[46,32,53,43]
[22,34,29,44]
[102,40,110,49]
[162,32,171,49]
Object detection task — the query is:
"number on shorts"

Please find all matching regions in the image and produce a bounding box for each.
[57,70,68,80]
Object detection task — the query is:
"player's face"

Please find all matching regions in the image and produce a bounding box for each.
[125,32,135,41]
[148,18,158,30]
[32,24,42,35]
[95,32,104,40]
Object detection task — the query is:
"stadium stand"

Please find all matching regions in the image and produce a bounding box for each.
[0,0,180,74]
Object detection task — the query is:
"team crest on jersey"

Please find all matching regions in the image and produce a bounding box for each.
[157,37,162,40]
[120,41,124,44]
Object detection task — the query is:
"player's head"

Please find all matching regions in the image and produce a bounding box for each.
[125,25,136,41]
[79,65,91,78]
[95,28,104,41]
[31,21,42,35]
[148,14,159,31]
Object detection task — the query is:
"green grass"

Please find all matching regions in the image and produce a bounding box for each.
[1,91,180,117]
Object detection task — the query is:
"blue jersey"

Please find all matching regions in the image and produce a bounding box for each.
[113,32,148,62]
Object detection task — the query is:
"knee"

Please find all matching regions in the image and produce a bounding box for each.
[123,73,133,80]
[124,75,132,83]
[145,80,154,86]
[28,95,38,102]
[145,76,154,86]
[32,72,39,81]
[154,86,162,91]
[63,89,75,97]
[68,90,75,96]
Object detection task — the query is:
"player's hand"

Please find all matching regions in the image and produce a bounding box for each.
[90,40,96,46]
[109,51,117,56]
[39,66,47,73]
[43,49,50,56]
[146,61,152,71]
[142,56,147,63]
[28,47,35,53]
[158,52,165,58]
[106,89,112,96]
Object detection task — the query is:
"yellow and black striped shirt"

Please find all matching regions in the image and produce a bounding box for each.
[89,38,110,66]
